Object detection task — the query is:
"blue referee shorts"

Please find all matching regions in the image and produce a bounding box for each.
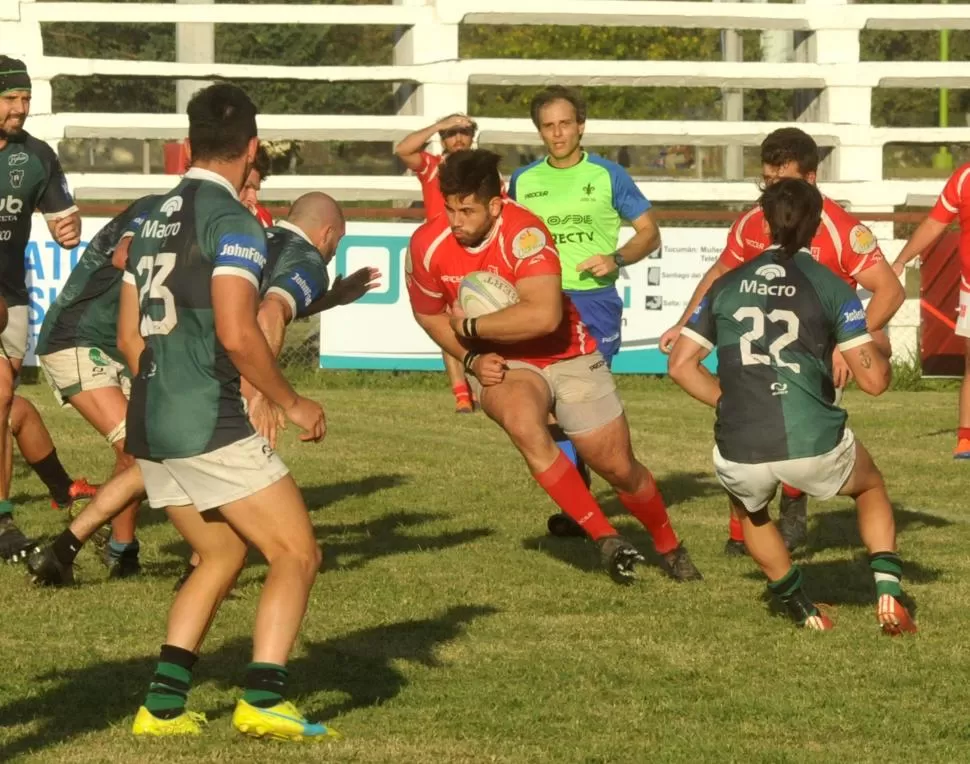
[565,285,623,367]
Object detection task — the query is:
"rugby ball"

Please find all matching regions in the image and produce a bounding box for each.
[458,272,519,318]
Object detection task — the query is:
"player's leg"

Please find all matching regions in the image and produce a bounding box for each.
[546,288,622,535]
[713,450,832,630]
[444,350,474,414]
[159,435,337,740]
[0,341,27,561]
[557,355,701,582]
[133,498,246,737]
[955,333,970,458]
[8,395,97,510]
[479,367,635,580]
[27,464,147,586]
[67,379,143,575]
[836,436,917,635]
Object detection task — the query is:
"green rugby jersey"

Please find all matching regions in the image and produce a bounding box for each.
[508,152,650,290]
[124,168,268,461]
[0,132,77,305]
[261,221,330,319]
[37,194,159,364]
[683,248,871,464]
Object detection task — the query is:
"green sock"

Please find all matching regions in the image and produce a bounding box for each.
[242,662,288,709]
[869,551,903,598]
[768,565,819,625]
[144,645,197,720]
[0,500,14,518]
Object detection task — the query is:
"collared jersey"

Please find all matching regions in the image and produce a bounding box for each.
[406,200,596,367]
[509,152,651,291]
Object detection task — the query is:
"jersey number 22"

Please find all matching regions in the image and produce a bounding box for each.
[733,307,801,373]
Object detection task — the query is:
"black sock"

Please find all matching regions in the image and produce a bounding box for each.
[52,528,83,567]
[29,449,73,506]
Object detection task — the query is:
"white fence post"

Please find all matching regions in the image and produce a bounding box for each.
[0,0,52,120]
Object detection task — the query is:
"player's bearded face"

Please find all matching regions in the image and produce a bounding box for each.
[445,194,501,247]
[0,91,29,138]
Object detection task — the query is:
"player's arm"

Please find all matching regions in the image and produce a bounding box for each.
[394,115,472,171]
[453,274,563,343]
[37,148,81,249]
[304,267,382,315]
[853,259,904,332]
[659,260,731,353]
[117,279,144,376]
[667,333,720,408]
[892,172,962,276]
[667,290,721,406]
[840,340,890,396]
[829,287,891,396]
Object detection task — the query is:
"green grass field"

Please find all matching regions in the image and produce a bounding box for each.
[1,372,969,763]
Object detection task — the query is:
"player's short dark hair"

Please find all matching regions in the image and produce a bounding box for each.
[187,83,258,163]
[760,127,818,175]
[530,86,587,129]
[438,149,503,203]
[253,143,271,180]
[760,178,823,258]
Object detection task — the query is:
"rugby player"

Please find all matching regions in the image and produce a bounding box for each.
[0,55,92,559]
[659,127,904,555]
[509,85,661,538]
[115,83,332,741]
[395,113,480,413]
[668,178,915,634]
[891,163,970,458]
[36,197,159,576]
[407,149,702,584]
[28,194,378,588]
[240,143,274,227]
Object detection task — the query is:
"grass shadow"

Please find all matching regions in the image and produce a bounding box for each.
[793,504,954,559]
[0,604,497,758]
[301,473,410,512]
[520,530,671,580]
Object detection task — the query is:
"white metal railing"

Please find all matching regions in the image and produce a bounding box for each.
[2,0,968,209]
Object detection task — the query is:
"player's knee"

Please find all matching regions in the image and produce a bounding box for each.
[599,457,642,494]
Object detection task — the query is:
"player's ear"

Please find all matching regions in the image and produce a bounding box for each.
[488,196,503,217]
[246,136,258,165]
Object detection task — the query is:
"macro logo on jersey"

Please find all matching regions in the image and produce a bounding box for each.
[216,233,266,279]
[8,170,23,189]
[841,302,866,332]
[849,224,877,255]
[7,152,27,167]
[161,196,183,217]
[755,263,786,281]
[741,263,796,297]
[512,227,546,259]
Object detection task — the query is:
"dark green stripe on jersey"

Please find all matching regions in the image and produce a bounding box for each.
[37,195,160,362]
[685,249,869,463]
[124,171,269,460]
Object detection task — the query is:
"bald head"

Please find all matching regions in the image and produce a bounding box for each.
[286,192,346,262]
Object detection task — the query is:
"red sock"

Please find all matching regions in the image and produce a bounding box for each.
[617,476,679,555]
[534,453,616,541]
[781,483,803,500]
[452,381,471,405]
[959,427,970,442]
[728,512,744,542]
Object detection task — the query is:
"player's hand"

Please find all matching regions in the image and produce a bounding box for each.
[283,395,327,443]
[53,213,81,249]
[471,353,506,386]
[577,254,618,278]
[438,114,474,132]
[249,393,286,450]
[659,324,682,355]
[330,267,382,306]
[831,347,852,388]
[891,260,907,278]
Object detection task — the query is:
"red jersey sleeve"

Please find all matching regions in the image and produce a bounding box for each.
[929,164,970,225]
[406,226,448,315]
[838,218,884,278]
[505,217,562,280]
[717,207,764,269]
[416,152,441,184]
